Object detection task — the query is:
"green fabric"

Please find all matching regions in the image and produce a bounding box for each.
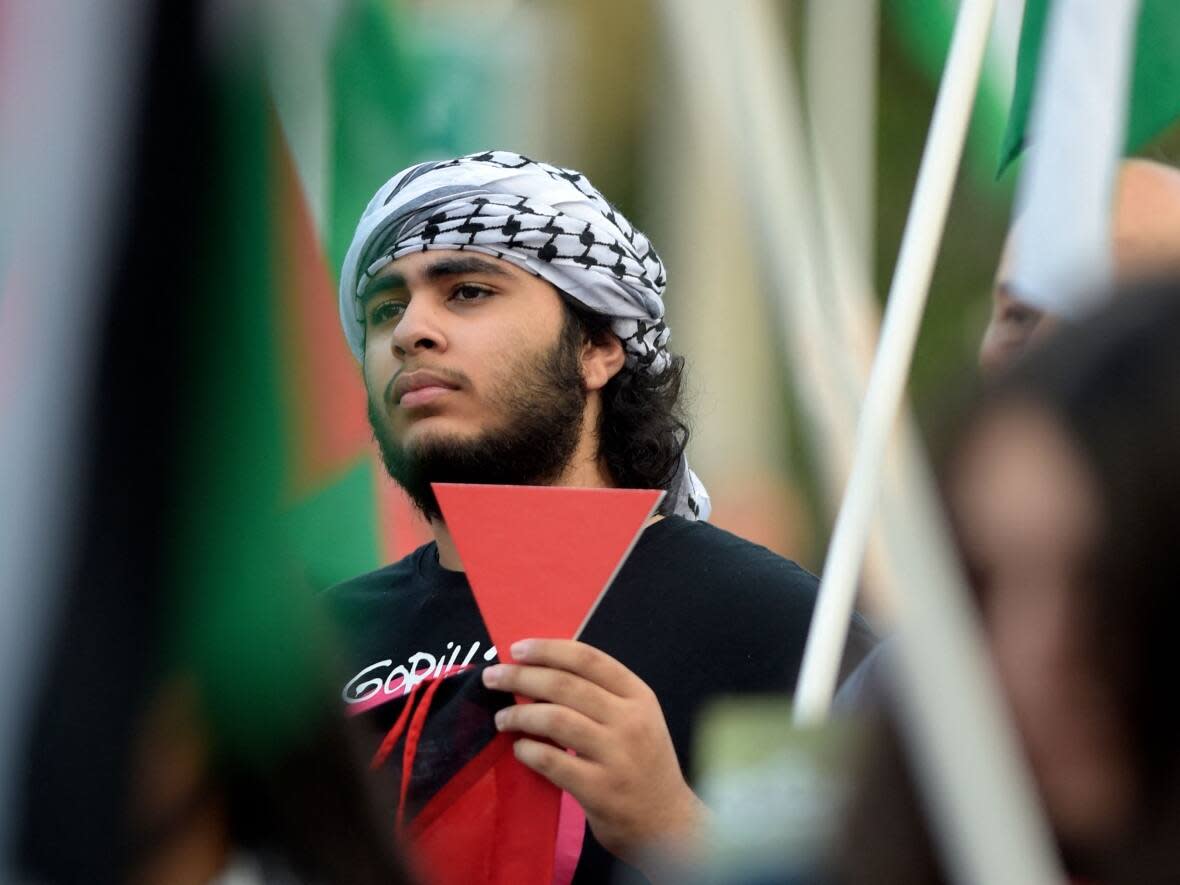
[173,49,334,762]
[283,460,380,589]
[259,0,416,599]
[999,0,1180,175]
[292,0,491,585]
[325,0,494,277]
[885,0,1010,189]
[327,0,423,279]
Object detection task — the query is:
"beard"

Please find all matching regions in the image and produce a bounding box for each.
[367,319,588,521]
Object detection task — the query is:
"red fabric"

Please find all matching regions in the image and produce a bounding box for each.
[270,122,370,492]
[409,732,564,885]
[552,789,585,885]
[370,683,419,772]
[397,676,444,834]
[369,675,450,840]
[371,678,571,883]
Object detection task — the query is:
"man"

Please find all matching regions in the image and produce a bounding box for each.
[326,150,875,882]
[980,158,1180,373]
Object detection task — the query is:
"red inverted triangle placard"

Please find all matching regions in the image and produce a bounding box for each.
[432,484,663,663]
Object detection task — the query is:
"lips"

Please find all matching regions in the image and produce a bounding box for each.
[392,369,461,408]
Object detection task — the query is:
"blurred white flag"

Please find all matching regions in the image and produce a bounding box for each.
[1011,0,1141,317]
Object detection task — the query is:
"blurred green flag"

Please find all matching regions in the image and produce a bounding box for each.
[176,31,333,763]
[265,1,507,589]
[179,0,441,756]
[999,0,1180,175]
[886,0,1019,189]
[267,0,436,589]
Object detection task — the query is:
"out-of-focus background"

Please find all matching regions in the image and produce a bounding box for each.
[265,0,1180,574]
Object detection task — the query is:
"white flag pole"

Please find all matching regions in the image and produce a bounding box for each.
[792,0,997,723]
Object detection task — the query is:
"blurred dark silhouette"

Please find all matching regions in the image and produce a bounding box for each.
[13,3,411,883]
[835,277,1180,884]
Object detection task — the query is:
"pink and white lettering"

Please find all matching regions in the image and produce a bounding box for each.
[342,640,500,714]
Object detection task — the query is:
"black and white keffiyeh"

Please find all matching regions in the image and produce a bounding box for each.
[338,150,710,520]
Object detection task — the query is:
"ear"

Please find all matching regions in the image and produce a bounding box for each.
[581,332,625,392]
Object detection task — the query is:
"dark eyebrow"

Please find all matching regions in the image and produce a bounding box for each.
[361,271,406,303]
[361,256,512,304]
[421,256,513,281]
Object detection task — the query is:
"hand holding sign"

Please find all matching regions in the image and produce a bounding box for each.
[485,638,708,875]
[427,483,682,881]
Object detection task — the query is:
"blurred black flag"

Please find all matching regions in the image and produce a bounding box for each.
[8,2,405,882]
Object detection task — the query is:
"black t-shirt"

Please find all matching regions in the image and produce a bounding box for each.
[325,515,876,883]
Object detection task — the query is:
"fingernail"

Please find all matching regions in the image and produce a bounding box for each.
[494,709,508,730]
[510,640,532,659]
[483,665,503,687]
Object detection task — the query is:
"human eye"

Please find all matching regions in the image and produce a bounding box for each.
[368,299,406,325]
[450,283,494,303]
[1000,299,1042,329]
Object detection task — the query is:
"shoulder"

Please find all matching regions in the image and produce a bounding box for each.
[636,516,819,594]
[627,517,876,670]
[623,517,821,635]
[320,544,433,612]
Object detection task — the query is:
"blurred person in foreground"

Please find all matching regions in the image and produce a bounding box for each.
[121,673,409,885]
[835,157,1180,713]
[980,158,1180,373]
[326,150,875,882]
[11,1,414,880]
[834,277,1180,884]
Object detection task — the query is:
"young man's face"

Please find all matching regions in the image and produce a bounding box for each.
[361,249,590,516]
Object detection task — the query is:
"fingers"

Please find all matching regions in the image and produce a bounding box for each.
[511,737,600,800]
[483,661,615,723]
[494,702,611,760]
[486,643,699,870]
[508,639,645,698]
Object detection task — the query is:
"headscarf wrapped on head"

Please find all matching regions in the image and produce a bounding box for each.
[339,149,710,520]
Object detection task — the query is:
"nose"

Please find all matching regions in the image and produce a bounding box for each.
[391,296,447,358]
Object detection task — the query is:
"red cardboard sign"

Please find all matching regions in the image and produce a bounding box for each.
[424,484,660,883]
[431,484,664,663]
